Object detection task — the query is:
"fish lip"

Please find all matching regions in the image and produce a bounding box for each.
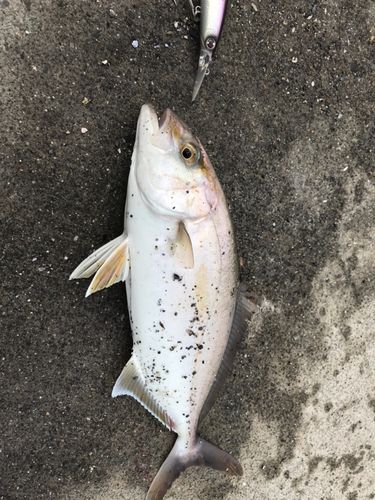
[138,104,160,135]
[158,108,190,135]
[158,108,170,130]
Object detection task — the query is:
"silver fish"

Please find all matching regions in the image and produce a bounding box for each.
[70,104,260,500]
[192,0,227,101]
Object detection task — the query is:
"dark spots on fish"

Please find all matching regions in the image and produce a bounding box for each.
[191,303,196,307]
[155,246,158,250]
[132,376,138,380]
[174,312,178,316]
[130,214,133,218]
[186,346,193,350]
[186,329,197,337]
[157,299,162,306]
[169,346,176,351]
[159,322,165,329]
[173,273,182,282]
[196,344,204,350]
[181,355,186,359]
[157,351,161,354]
[202,360,205,364]
[182,375,187,379]
[192,371,196,376]
[186,190,189,193]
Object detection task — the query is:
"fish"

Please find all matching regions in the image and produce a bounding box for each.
[192,0,227,101]
[70,104,260,500]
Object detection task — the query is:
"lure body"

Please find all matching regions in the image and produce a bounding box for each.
[192,0,227,100]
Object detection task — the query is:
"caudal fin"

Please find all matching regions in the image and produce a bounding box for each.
[145,435,242,500]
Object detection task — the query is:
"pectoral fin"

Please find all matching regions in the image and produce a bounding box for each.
[112,355,175,431]
[69,233,129,297]
[170,222,194,269]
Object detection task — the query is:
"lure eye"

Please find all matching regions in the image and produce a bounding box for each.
[180,143,200,166]
[205,37,216,50]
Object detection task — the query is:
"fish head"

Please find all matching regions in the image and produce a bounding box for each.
[134,104,219,221]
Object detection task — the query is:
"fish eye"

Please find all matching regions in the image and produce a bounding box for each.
[205,37,216,50]
[180,143,200,166]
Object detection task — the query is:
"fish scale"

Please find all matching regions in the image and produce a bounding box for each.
[126,166,235,436]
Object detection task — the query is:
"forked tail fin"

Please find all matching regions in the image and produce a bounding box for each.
[145,435,243,500]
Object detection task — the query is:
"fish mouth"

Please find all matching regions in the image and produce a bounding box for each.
[138,104,160,135]
[155,107,189,149]
[138,105,193,151]
[158,108,170,130]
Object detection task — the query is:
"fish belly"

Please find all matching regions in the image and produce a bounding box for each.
[125,184,237,436]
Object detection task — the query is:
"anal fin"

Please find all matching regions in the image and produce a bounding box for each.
[112,355,175,431]
[69,233,129,297]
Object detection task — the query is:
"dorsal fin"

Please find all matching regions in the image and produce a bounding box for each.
[199,283,262,424]
[112,355,175,431]
[170,221,194,269]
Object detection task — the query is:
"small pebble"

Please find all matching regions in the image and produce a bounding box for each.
[132,40,139,48]
[81,127,88,133]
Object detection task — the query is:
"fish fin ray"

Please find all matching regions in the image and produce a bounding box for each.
[145,435,242,500]
[112,355,174,431]
[70,233,128,281]
[85,235,129,296]
[199,283,262,424]
[170,221,194,269]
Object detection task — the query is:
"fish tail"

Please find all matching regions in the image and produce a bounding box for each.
[145,435,242,500]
